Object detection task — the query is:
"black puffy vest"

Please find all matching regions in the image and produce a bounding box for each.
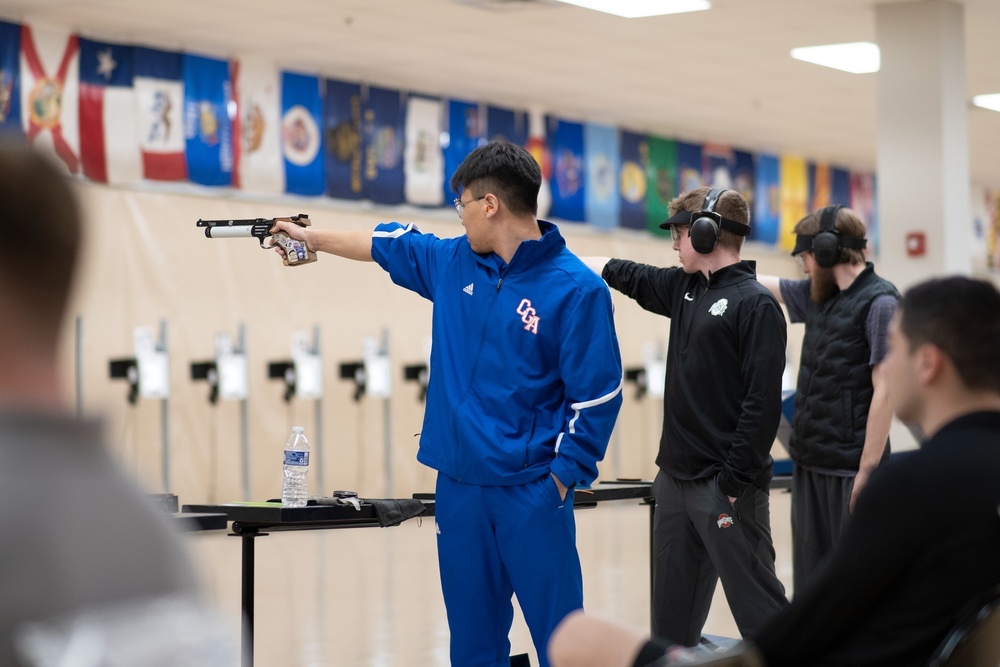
[789,264,899,470]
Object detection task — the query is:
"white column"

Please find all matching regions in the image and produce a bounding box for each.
[875,1,969,288]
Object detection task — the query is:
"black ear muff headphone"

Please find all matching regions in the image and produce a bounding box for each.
[689,188,727,254]
[659,188,752,253]
[809,205,867,268]
[812,205,844,268]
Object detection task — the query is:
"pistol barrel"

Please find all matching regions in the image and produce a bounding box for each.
[203,226,259,238]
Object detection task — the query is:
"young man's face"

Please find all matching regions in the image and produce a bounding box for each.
[670,224,700,273]
[884,312,922,425]
[458,192,492,254]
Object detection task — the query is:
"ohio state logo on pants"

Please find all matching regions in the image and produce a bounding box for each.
[516,298,540,334]
[717,513,734,528]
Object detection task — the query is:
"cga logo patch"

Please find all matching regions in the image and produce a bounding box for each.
[717,513,734,528]
[516,298,540,335]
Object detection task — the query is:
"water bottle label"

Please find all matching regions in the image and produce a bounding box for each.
[284,450,309,466]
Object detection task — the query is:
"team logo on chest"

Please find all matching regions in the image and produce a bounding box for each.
[709,298,728,316]
[516,298,540,334]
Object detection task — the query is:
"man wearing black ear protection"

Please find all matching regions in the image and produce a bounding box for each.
[583,187,788,647]
[758,205,899,592]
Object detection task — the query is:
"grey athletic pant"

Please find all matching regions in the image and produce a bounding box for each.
[791,467,854,593]
[651,470,788,646]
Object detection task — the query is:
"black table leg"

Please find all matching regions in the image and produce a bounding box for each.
[240,530,262,667]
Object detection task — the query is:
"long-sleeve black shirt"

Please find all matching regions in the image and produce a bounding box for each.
[753,412,1000,666]
[602,259,786,496]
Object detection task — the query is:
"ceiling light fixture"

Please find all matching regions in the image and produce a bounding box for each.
[972,94,1000,113]
[551,0,710,19]
[790,42,880,74]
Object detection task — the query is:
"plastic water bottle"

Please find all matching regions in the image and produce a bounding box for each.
[281,426,309,507]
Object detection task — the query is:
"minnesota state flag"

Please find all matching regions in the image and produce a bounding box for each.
[281,70,324,196]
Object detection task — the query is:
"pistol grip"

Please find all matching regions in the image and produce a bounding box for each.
[272,231,318,267]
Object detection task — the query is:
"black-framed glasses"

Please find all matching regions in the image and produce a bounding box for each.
[454,195,485,219]
[669,225,689,242]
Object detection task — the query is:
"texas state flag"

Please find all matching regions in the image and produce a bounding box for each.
[78,37,140,184]
[20,23,80,173]
[134,46,186,181]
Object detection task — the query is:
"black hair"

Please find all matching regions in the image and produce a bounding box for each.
[449,140,541,216]
[899,276,1000,393]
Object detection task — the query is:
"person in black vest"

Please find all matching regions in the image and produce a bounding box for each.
[584,187,788,646]
[758,205,899,592]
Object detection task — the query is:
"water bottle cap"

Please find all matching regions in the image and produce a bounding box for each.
[292,426,304,434]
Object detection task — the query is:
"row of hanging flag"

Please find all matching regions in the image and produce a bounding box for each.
[0,19,879,251]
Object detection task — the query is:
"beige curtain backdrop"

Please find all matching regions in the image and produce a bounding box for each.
[62,181,807,506]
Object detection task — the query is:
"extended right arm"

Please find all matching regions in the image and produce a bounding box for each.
[757,274,784,303]
[601,259,677,317]
[270,220,374,262]
[580,256,612,276]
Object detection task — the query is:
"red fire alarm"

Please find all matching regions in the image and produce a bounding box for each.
[906,232,926,257]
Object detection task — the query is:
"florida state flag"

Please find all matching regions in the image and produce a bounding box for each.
[20,23,79,173]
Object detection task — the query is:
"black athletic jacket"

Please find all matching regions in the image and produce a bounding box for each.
[603,259,786,497]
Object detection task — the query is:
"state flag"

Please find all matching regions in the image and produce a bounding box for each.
[752,153,780,245]
[183,53,234,186]
[527,108,551,218]
[362,85,405,205]
[808,161,831,210]
[704,143,756,214]
[0,20,22,137]
[232,57,283,194]
[20,23,79,173]
[831,167,851,209]
[584,123,619,230]
[324,78,363,200]
[78,37,140,184]
[645,135,676,237]
[442,99,480,205]
[486,105,527,146]
[677,141,703,193]
[732,150,756,214]
[618,130,647,231]
[547,116,585,222]
[134,47,186,181]
[281,70,324,196]
[850,171,878,253]
[779,154,809,251]
[404,94,443,207]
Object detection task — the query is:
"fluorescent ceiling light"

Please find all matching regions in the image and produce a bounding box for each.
[972,94,1000,112]
[790,42,880,74]
[552,0,710,19]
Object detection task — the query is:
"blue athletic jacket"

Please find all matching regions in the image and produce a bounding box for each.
[371,220,623,488]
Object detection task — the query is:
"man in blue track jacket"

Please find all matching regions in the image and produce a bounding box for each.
[271,140,624,667]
